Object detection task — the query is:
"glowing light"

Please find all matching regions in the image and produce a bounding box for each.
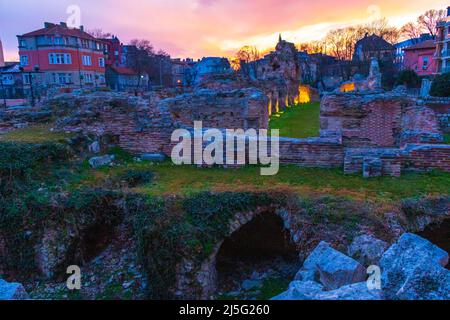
[295,85,311,104]
[340,82,356,93]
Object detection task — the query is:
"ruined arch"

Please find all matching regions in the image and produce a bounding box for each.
[180,207,300,299]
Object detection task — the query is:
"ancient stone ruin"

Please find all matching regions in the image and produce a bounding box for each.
[255,36,301,114]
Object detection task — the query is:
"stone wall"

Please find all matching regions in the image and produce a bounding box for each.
[344,144,450,177]
[321,91,444,148]
[321,92,411,147]
[256,37,301,114]
[401,144,450,173]
[423,99,450,134]
[159,88,269,130]
[278,137,343,167]
[47,89,450,177]
[53,88,269,153]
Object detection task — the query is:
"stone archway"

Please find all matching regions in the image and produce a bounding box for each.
[214,210,299,298]
[417,218,450,269]
[178,207,301,300]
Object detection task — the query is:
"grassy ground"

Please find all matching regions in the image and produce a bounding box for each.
[2,123,449,204]
[269,102,320,138]
[444,133,450,144]
[0,124,73,143]
[68,161,450,204]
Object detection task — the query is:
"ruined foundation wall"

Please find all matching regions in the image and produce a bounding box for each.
[344,144,450,176]
[278,137,344,167]
[401,144,450,173]
[321,92,413,147]
[159,88,269,130]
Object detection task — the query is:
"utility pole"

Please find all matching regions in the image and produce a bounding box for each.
[0,75,6,108]
[159,57,163,87]
[29,72,35,107]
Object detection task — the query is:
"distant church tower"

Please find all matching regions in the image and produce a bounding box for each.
[278,34,282,43]
[0,38,5,67]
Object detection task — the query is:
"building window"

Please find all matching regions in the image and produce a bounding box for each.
[19,39,27,48]
[20,55,29,66]
[99,58,105,68]
[56,73,72,84]
[423,57,429,70]
[23,74,31,85]
[49,53,72,65]
[81,39,89,48]
[83,73,93,83]
[82,55,92,66]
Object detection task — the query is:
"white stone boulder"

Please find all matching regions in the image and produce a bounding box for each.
[395,263,450,300]
[315,282,383,300]
[348,234,389,266]
[380,233,449,299]
[88,154,115,168]
[295,241,366,290]
[271,281,324,300]
[0,279,29,300]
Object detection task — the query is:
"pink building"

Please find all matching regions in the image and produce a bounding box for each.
[403,40,438,76]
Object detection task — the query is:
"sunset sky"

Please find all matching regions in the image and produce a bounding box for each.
[0,0,448,61]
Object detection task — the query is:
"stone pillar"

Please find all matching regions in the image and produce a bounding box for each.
[367,57,382,91]
[420,78,431,98]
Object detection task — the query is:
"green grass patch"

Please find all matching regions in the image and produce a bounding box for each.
[444,133,450,144]
[269,102,320,138]
[257,277,290,300]
[0,124,73,143]
[68,161,450,203]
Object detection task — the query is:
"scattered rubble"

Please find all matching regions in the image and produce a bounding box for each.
[380,233,449,299]
[347,235,389,266]
[274,234,450,300]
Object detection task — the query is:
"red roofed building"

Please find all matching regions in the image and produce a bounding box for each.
[17,22,107,88]
[403,40,438,76]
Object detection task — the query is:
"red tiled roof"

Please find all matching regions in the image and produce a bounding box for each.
[110,66,137,75]
[403,40,436,51]
[20,24,98,41]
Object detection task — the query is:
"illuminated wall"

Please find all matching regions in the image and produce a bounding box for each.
[294,85,311,104]
[340,82,356,93]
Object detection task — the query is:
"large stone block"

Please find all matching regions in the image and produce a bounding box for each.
[347,234,389,266]
[0,279,29,300]
[295,241,366,290]
[380,233,449,299]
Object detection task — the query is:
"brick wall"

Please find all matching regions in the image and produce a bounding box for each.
[321,92,413,147]
[278,137,343,167]
[344,144,450,176]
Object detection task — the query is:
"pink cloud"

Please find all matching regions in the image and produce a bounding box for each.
[1,0,448,60]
